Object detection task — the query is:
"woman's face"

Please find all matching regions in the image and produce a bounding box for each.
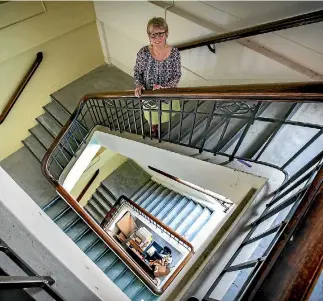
[148,26,168,47]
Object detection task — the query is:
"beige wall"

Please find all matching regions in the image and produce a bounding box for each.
[94,1,323,86]
[71,148,127,206]
[0,1,104,161]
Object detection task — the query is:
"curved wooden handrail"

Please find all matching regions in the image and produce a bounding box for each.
[0,52,43,125]
[41,80,323,295]
[83,81,323,101]
[175,9,323,52]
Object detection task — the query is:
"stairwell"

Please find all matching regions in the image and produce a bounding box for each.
[1,64,323,301]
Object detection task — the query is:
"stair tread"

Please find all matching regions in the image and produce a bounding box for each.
[93,191,112,213]
[22,135,47,162]
[185,208,212,241]
[145,187,171,212]
[131,180,155,200]
[85,203,104,224]
[140,185,165,208]
[89,195,108,217]
[176,204,204,236]
[29,124,55,150]
[97,186,115,207]
[44,101,70,126]
[169,200,197,230]
[37,112,63,138]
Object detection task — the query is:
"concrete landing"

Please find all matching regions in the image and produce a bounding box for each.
[52,64,134,113]
[102,159,151,199]
[0,147,56,208]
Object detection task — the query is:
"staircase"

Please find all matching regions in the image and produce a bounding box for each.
[1,64,323,300]
[41,174,214,301]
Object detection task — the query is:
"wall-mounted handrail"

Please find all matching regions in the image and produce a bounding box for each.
[148,165,233,212]
[41,80,323,295]
[76,169,99,202]
[0,52,43,125]
[175,9,323,52]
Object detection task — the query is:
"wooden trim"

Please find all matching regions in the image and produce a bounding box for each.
[76,169,99,202]
[0,52,43,124]
[174,9,323,52]
[240,166,323,301]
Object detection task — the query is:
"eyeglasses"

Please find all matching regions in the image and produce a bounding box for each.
[149,32,166,39]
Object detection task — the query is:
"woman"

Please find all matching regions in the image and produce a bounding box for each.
[134,17,182,136]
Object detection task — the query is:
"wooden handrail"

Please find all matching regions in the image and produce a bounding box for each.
[41,80,323,295]
[175,9,323,52]
[148,165,233,211]
[240,164,323,300]
[76,169,99,202]
[84,81,323,101]
[0,52,43,124]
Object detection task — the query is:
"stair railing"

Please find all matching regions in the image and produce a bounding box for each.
[42,81,323,295]
[0,239,65,301]
[0,52,43,124]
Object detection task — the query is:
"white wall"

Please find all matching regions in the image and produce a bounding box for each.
[94,1,323,86]
[0,167,129,301]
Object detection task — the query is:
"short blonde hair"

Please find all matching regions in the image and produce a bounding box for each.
[147,17,168,34]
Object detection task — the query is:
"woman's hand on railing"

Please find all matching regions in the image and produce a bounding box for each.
[153,84,164,90]
[135,85,145,97]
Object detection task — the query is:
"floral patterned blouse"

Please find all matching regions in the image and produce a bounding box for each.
[133,46,182,90]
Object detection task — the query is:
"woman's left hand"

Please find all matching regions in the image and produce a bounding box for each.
[153,84,164,90]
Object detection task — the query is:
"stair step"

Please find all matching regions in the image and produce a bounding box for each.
[43,101,70,127]
[85,202,104,224]
[76,231,99,252]
[145,187,171,212]
[162,197,189,225]
[93,190,112,213]
[135,182,160,206]
[169,200,196,230]
[96,250,118,271]
[131,180,155,201]
[37,112,63,138]
[123,279,146,300]
[29,124,54,150]
[66,220,89,241]
[89,195,108,217]
[22,135,47,163]
[176,204,204,236]
[97,185,116,207]
[150,190,176,216]
[55,209,78,230]
[114,270,136,291]
[184,208,212,241]
[105,260,127,281]
[140,185,165,208]
[155,194,184,221]
[44,198,67,220]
